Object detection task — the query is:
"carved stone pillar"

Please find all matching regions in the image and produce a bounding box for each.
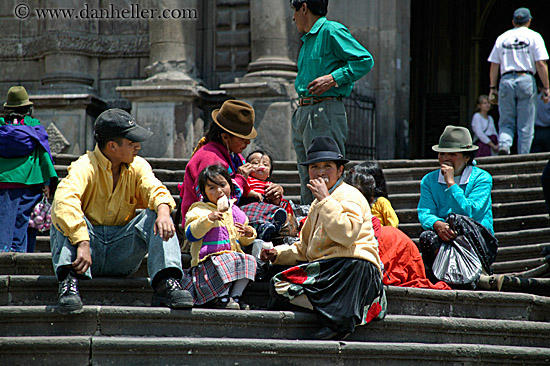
[221,0,299,160]
[246,0,298,80]
[118,0,202,158]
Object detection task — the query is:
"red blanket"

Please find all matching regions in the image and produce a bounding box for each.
[374,218,450,290]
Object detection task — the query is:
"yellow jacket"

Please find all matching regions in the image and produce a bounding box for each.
[274,181,381,273]
[371,196,399,227]
[185,201,256,267]
[52,146,175,244]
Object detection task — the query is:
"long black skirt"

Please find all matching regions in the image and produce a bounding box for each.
[269,257,385,333]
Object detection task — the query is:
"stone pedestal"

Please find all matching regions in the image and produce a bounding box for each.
[116,84,203,158]
[117,0,203,158]
[30,94,107,155]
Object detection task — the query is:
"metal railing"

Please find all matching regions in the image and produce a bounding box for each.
[343,91,376,160]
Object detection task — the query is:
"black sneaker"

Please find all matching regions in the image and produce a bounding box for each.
[498,146,510,155]
[151,277,193,309]
[257,222,276,240]
[271,208,287,232]
[57,272,83,314]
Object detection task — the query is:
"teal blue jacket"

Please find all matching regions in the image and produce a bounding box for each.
[417,166,494,233]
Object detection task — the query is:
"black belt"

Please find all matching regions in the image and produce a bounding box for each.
[502,70,533,76]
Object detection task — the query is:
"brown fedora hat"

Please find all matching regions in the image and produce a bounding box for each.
[4,86,33,108]
[211,100,257,140]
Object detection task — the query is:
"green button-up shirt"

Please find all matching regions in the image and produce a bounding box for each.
[295,17,374,98]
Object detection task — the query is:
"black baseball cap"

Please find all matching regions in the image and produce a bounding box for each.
[94,108,153,142]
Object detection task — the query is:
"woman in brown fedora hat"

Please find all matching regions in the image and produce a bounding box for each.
[0,86,57,253]
[179,100,284,226]
[417,125,497,288]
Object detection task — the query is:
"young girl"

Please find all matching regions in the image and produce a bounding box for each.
[471,95,499,157]
[349,161,399,227]
[183,164,257,310]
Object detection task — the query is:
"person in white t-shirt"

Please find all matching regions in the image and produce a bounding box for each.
[488,7,550,155]
[471,95,499,157]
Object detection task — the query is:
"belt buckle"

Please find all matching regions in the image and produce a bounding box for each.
[300,97,314,106]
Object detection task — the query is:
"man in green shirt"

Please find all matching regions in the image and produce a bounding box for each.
[290,0,374,204]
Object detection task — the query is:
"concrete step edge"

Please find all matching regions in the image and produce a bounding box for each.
[3,336,549,366]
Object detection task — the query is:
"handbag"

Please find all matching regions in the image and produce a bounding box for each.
[432,235,482,285]
[28,195,52,232]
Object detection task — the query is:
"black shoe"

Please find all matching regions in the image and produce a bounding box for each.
[271,208,287,232]
[151,277,193,309]
[57,272,83,314]
[312,327,350,340]
[257,222,276,240]
[498,146,510,155]
[210,295,240,310]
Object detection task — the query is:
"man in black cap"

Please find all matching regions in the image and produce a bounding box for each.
[488,7,550,155]
[50,108,193,313]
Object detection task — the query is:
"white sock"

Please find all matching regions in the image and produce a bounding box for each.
[230,278,249,297]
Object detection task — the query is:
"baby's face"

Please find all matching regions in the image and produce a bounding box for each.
[248,153,271,181]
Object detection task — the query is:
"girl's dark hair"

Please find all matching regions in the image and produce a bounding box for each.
[246,150,274,176]
[198,164,235,203]
[350,161,388,198]
[344,169,375,205]
[290,0,328,16]
[204,121,226,144]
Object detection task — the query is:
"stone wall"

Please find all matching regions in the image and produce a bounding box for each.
[0,0,411,159]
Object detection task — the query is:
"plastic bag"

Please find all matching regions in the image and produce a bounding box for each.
[432,235,482,285]
[28,195,52,232]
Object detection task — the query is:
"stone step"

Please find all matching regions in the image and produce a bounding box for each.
[2,275,550,320]
[2,335,549,366]
[390,187,544,208]
[396,200,547,224]
[492,257,550,274]
[386,173,543,196]
[382,160,548,183]
[2,306,550,349]
[496,243,550,262]
[399,214,550,239]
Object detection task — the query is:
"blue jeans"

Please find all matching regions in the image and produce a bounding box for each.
[292,99,348,204]
[0,186,42,253]
[50,209,183,281]
[498,73,537,154]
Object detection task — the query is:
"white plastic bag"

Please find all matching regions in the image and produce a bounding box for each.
[432,235,482,285]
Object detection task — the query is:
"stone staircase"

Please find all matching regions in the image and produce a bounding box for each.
[2,152,550,365]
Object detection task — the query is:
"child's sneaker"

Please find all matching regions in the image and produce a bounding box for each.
[257,222,276,240]
[271,208,287,232]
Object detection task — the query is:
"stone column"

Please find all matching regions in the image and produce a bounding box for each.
[33,0,104,155]
[221,0,299,160]
[118,0,203,158]
[246,0,298,80]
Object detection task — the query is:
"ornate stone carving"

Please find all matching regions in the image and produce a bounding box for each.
[46,123,71,154]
